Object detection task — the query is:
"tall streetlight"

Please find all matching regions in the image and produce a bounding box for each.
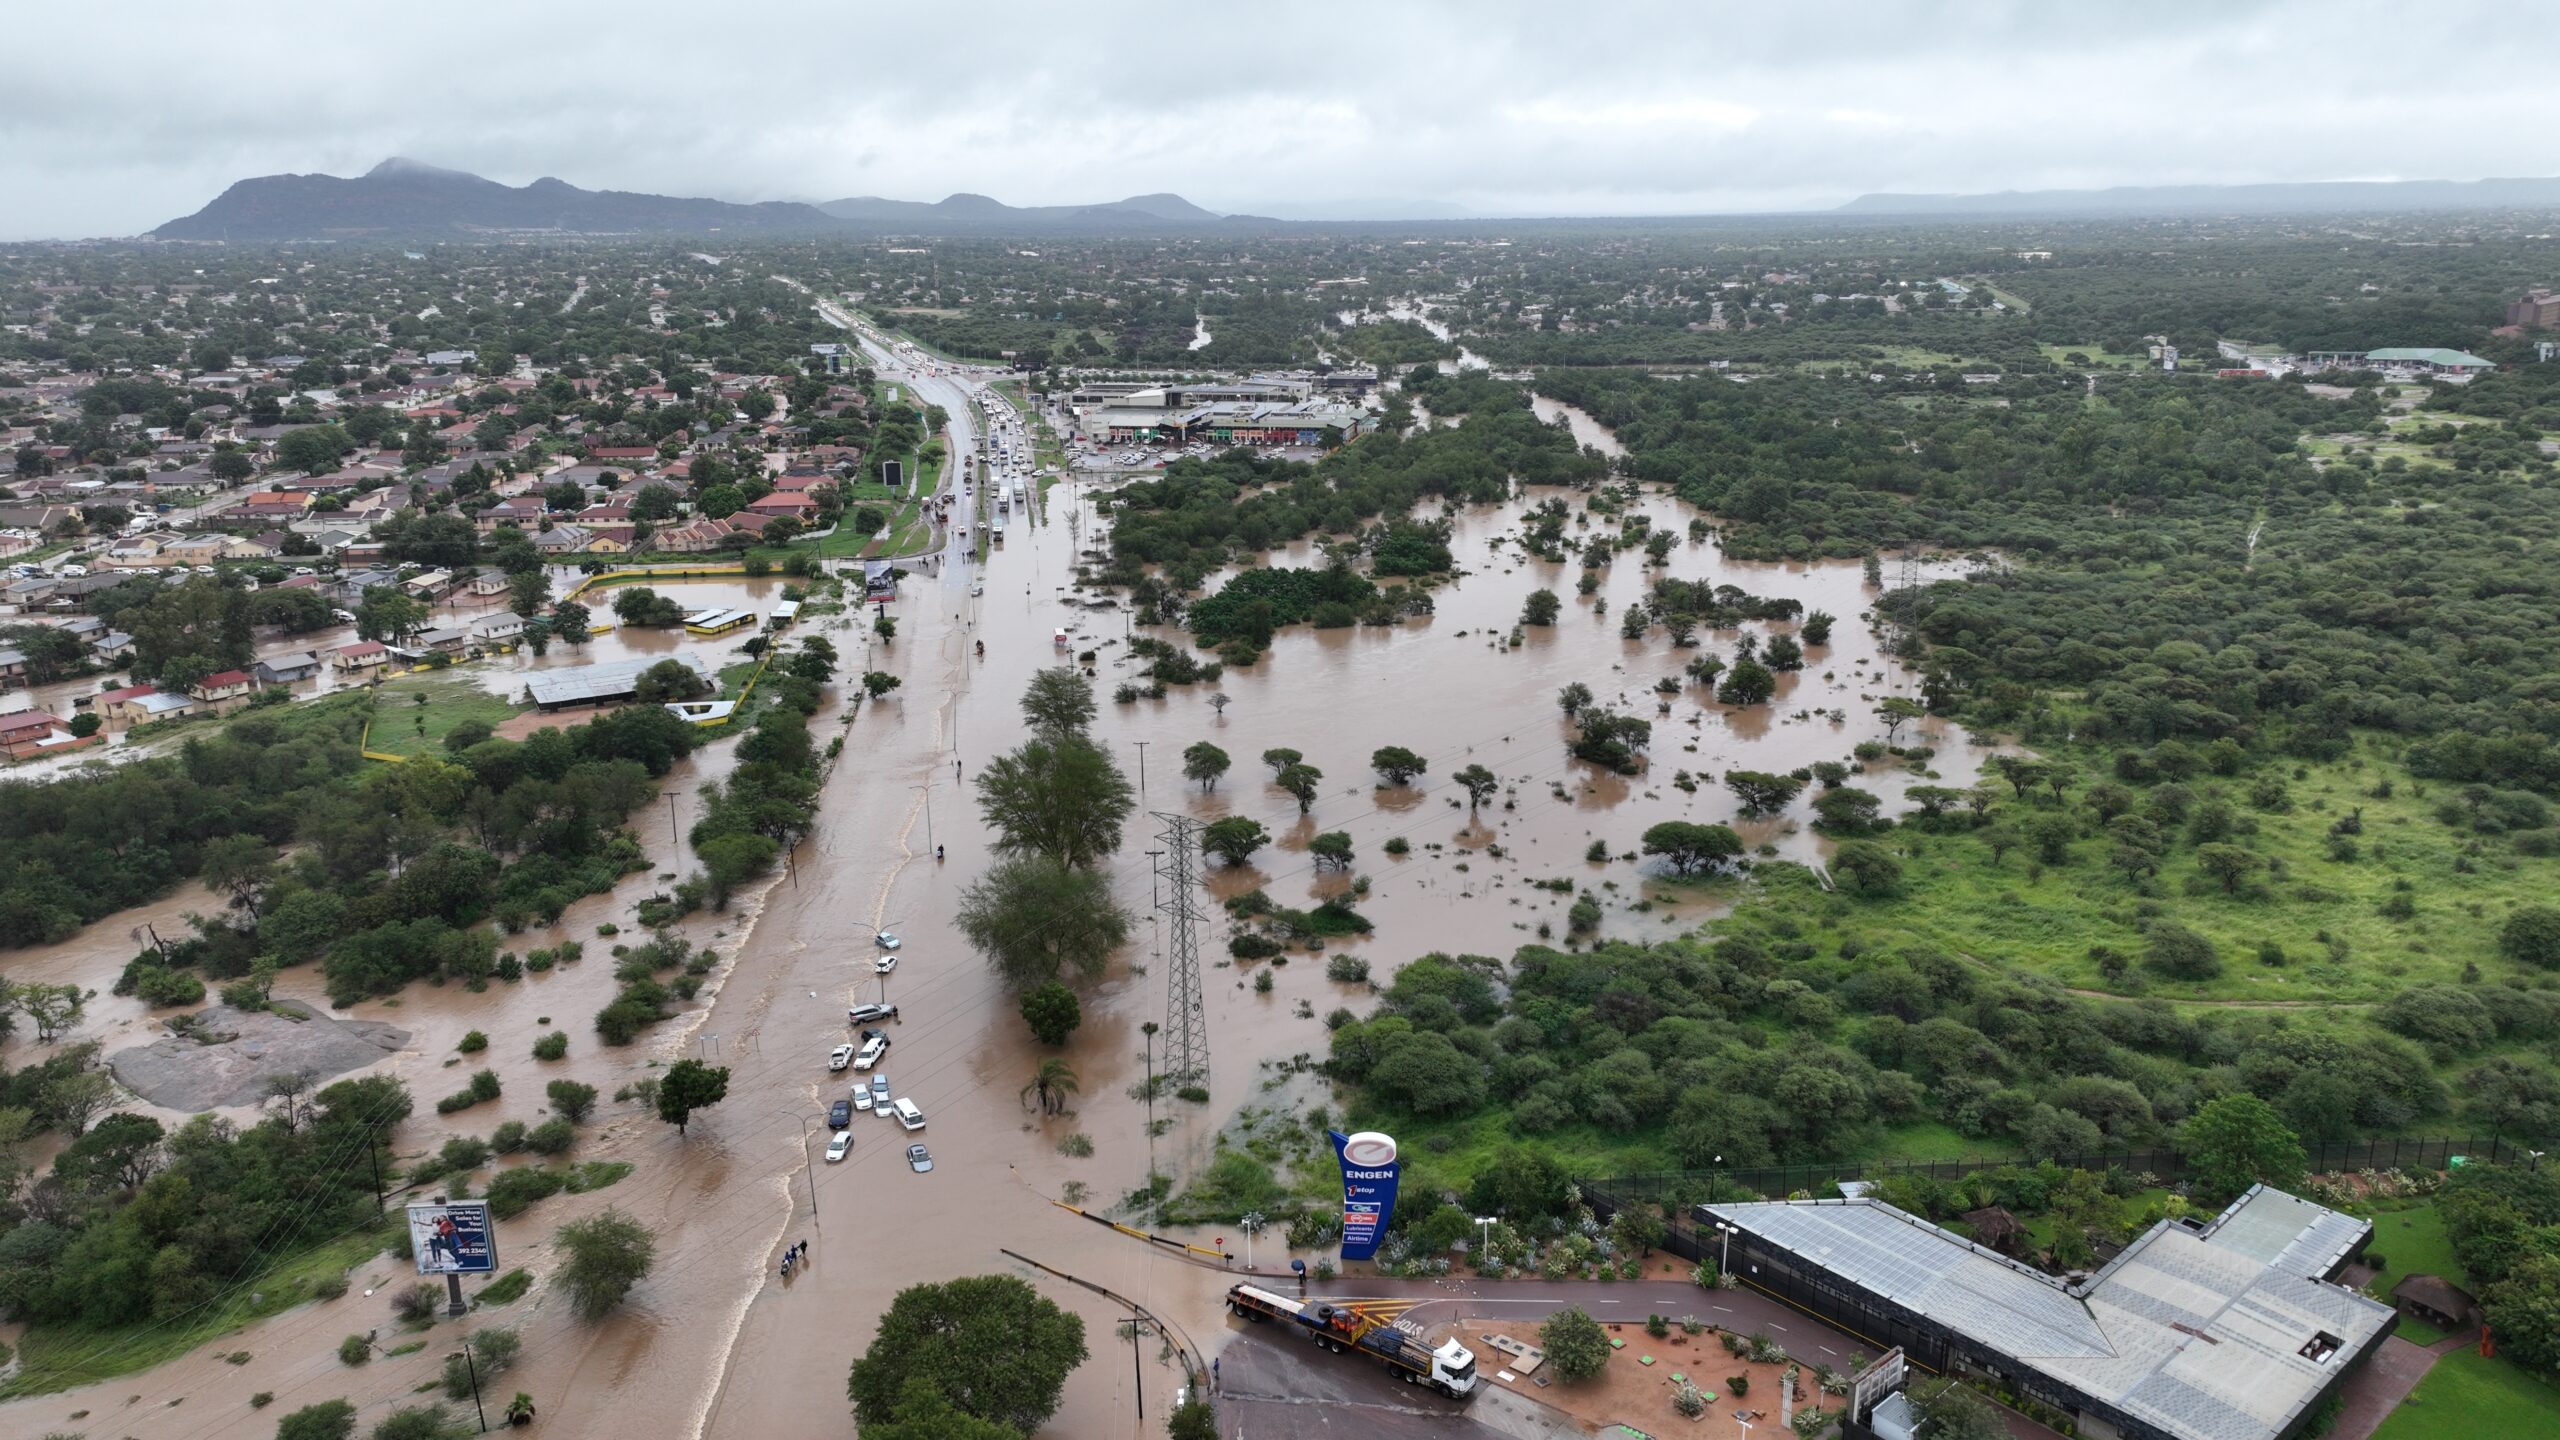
[910,782,935,854]
[1238,1212,1266,1271]
[1714,1221,1739,1279]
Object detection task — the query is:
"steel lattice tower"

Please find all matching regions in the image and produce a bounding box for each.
[1152,812,1209,1088]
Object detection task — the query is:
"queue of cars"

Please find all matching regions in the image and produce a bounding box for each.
[820,943,926,1166]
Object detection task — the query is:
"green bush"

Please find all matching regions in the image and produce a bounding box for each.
[532,1031,569,1061]
[477,1268,534,1306]
[339,1333,371,1366]
[484,1166,569,1220]
[525,1118,577,1155]
[457,1030,488,1053]
[491,1121,529,1154]
[1325,954,1371,983]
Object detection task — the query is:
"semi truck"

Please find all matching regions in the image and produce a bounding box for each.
[1224,1284,1479,1398]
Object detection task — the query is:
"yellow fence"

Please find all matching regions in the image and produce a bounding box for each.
[557,564,754,604]
[357,716,407,764]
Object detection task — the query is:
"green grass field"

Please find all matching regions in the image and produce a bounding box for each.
[367,673,526,757]
[2365,1202,2464,1291]
[0,1221,393,1398]
[2037,342,2147,369]
[1867,738,2534,1005]
[2374,1350,2560,1440]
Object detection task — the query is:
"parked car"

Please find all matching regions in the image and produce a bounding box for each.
[874,931,901,950]
[869,1074,891,1109]
[847,1003,899,1025]
[853,1035,889,1070]
[827,1098,853,1129]
[827,1044,856,1072]
[906,1143,934,1173]
[853,1086,874,1112]
[874,954,897,975]
[892,1098,925,1131]
[826,1131,853,1162]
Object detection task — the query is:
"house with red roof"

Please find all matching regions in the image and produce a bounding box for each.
[188,669,255,703]
[332,640,390,672]
[92,683,196,728]
[0,708,87,759]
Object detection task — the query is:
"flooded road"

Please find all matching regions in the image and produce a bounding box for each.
[0,391,1993,1439]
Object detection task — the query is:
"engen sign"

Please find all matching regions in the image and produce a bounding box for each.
[1330,1129,1400,1261]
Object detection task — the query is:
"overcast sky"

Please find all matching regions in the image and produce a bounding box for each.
[4,0,2552,238]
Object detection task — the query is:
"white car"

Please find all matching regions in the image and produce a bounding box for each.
[825,1131,853,1163]
[874,954,897,975]
[827,1044,856,1072]
[853,1086,875,1113]
[853,1035,889,1071]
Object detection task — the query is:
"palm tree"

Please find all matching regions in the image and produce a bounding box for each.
[1021,1058,1081,1116]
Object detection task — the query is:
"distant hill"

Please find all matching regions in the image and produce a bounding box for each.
[816,190,1245,231]
[152,158,841,240]
[1837,176,2560,217]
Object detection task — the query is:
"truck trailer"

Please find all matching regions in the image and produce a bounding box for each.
[1224,1284,1478,1398]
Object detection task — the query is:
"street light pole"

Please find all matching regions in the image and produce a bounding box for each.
[454,1344,488,1432]
[1140,1021,1159,1221]
[1715,1222,1738,1278]
[910,782,934,853]
[772,1109,820,1225]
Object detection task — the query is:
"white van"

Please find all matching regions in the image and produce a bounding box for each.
[892,1098,925,1131]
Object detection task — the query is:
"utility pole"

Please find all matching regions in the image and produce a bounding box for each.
[455,1344,488,1432]
[1140,1021,1158,1219]
[911,782,934,853]
[1133,740,1148,791]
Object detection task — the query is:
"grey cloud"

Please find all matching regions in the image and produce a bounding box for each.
[1,0,2552,237]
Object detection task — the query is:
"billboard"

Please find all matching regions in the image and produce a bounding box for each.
[882,459,903,491]
[1329,1130,1400,1262]
[408,1201,498,1276]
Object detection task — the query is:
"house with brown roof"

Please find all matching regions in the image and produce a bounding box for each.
[332,640,390,671]
[475,496,546,532]
[235,491,312,520]
[0,708,89,759]
[746,492,820,520]
[2390,1274,2478,1332]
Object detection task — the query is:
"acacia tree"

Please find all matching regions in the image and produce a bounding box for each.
[1020,667,1097,737]
[1276,763,1323,814]
[1640,822,1743,875]
[1183,741,1231,791]
[1452,763,1499,812]
[1201,816,1270,867]
[1370,746,1428,786]
[1310,832,1355,871]
[1018,982,1081,1045]
[1724,770,1804,817]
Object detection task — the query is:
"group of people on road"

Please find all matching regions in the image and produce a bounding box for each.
[778,1238,810,1281]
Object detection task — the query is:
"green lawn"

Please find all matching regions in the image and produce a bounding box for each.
[368,673,526,758]
[2364,1203,2464,1292]
[0,1221,394,1397]
[1865,737,2536,1005]
[2374,1350,2560,1440]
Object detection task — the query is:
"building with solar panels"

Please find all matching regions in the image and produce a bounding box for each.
[1699,1185,2393,1440]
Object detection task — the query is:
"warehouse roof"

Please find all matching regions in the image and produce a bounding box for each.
[1705,1185,2392,1440]
[523,653,713,708]
[2364,347,2494,368]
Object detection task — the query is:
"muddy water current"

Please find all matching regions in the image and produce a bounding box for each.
[0,394,1994,1439]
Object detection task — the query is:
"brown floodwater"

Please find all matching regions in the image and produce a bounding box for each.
[0,388,1994,1439]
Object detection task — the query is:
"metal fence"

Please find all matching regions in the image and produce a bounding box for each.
[1584,1135,2521,1249]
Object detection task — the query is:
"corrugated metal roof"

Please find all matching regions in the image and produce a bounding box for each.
[1707,1189,2393,1440]
[523,653,712,707]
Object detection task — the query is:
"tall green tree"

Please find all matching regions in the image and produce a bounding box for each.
[2180,1094,2306,1201]
[848,1275,1088,1434]
[957,857,1132,987]
[973,736,1134,868]
[1539,1306,1609,1382]
[1182,741,1230,791]
[655,1059,730,1136]
[554,1208,656,1321]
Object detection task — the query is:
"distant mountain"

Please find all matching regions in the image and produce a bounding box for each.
[153,158,840,240]
[815,190,1244,231]
[1242,198,1477,222]
[1837,176,2560,217]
